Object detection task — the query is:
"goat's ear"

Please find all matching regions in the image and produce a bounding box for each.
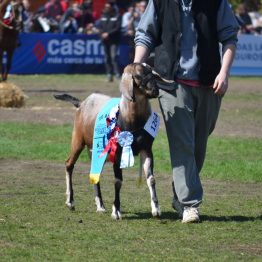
[120,72,134,101]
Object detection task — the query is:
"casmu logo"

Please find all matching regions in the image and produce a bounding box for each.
[47,39,103,56]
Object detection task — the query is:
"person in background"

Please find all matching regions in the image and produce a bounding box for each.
[98,0,121,82]
[77,0,95,33]
[43,0,64,32]
[244,0,262,34]
[59,2,81,33]
[60,0,70,13]
[134,0,239,223]
[235,3,255,34]
[121,3,135,62]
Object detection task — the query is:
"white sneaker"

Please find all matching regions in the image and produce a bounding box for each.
[182,207,200,223]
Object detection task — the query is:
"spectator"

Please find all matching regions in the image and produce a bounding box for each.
[43,0,64,32]
[121,4,135,62]
[59,3,81,33]
[132,0,147,31]
[60,0,70,13]
[235,4,255,34]
[98,1,121,82]
[77,0,95,33]
[245,0,262,34]
[82,22,98,34]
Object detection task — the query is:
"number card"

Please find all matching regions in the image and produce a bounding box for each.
[144,112,160,138]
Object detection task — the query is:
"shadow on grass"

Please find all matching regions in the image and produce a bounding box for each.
[201,215,262,222]
[125,212,262,222]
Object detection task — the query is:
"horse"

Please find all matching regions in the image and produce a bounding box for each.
[0,0,24,81]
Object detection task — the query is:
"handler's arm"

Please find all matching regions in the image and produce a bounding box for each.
[134,45,150,63]
[134,0,159,63]
[214,0,239,95]
[213,44,236,95]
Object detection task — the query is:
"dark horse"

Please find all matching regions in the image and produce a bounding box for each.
[0,0,23,81]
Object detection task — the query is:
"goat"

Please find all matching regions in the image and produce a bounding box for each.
[54,63,162,219]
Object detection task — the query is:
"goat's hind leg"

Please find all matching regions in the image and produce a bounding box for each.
[141,151,161,217]
[94,182,106,212]
[65,133,85,210]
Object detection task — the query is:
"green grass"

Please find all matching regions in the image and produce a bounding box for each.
[0,75,261,261]
[0,158,261,262]
[0,122,261,182]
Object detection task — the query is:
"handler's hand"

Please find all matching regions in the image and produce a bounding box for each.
[213,71,229,95]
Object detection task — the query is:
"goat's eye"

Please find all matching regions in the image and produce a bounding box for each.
[135,75,142,81]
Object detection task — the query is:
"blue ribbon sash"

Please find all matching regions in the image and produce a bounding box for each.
[89,98,120,184]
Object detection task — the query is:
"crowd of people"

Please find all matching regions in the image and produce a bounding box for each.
[234,1,262,34]
[15,0,147,36]
[2,0,259,35]
[2,0,262,36]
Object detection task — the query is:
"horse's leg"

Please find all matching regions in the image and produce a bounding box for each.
[4,49,14,81]
[141,150,161,217]
[94,182,106,212]
[65,128,85,210]
[111,151,123,220]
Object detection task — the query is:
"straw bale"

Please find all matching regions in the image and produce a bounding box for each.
[0,82,25,108]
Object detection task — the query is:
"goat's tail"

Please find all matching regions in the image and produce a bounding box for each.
[53,93,81,108]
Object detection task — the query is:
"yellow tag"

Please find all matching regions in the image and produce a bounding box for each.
[89,174,100,185]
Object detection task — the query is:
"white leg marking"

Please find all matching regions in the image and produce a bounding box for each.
[111,205,122,220]
[95,196,106,212]
[147,176,161,217]
[65,171,74,209]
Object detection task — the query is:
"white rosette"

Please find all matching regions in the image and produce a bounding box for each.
[118,131,134,169]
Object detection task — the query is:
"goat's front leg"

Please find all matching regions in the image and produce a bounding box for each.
[111,161,123,220]
[141,150,161,217]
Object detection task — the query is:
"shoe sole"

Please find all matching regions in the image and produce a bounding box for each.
[182,217,200,223]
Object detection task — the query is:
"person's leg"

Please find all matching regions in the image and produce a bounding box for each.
[193,87,222,173]
[103,43,113,81]
[158,84,203,212]
[110,43,120,79]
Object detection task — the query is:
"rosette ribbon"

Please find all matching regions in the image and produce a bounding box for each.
[118,131,134,169]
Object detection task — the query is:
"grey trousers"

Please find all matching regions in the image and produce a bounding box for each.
[158,83,222,209]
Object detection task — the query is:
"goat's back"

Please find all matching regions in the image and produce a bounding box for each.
[76,93,111,149]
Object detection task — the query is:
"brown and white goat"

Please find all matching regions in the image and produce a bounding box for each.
[54,63,161,219]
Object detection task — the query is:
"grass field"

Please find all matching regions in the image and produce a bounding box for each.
[0,75,261,261]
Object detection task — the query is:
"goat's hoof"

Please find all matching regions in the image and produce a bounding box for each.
[65,201,75,211]
[95,197,106,213]
[111,205,122,220]
[152,206,161,218]
[96,206,106,213]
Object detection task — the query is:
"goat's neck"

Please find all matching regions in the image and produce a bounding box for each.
[119,96,152,131]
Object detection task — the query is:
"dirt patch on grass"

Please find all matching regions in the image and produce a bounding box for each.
[230,244,262,256]
[0,75,261,138]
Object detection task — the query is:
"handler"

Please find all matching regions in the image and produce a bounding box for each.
[134,0,239,223]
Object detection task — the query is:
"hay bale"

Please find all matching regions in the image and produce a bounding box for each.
[0,82,25,108]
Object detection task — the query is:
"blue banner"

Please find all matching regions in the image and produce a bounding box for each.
[10,33,130,74]
[9,33,262,76]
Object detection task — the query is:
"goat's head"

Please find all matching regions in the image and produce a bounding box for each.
[120,63,159,102]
